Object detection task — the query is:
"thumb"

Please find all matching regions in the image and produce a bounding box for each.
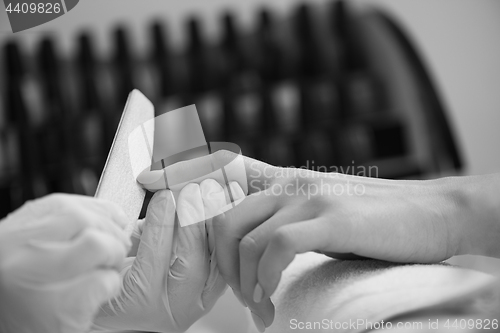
[169,184,209,298]
[167,183,213,329]
[130,190,176,289]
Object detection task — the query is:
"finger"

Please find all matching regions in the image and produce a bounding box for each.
[239,211,309,329]
[228,180,245,204]
[169,182,228,329]
[211,150,277,194]
[73,205,132,250]
[164,150,278,194]
[127,219,145,257]
[257,218,353,300]
[35,193,131,229]
[201,180,240,310]
[317,251,368,260]
[214,183,276,329]
[17,228,127,283]
[167,220,212,328]
[54,194,132,243]
[131,190,176,287]
[239,208,308,303]
[177,183,205,227]
[213,189,276,290]
[84,197,131,230]
[200,179,228,254]
[237,198,320,302]
[59,269,121,332]
[168,221,209,308]
[21,194,132,249]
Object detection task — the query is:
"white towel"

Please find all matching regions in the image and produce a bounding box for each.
[246,252,500,333]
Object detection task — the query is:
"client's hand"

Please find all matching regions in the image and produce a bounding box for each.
[210,150,478,331]
[92,182,228,332]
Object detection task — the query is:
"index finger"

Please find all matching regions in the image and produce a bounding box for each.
[257,218,354,301]
[137,149,278,194]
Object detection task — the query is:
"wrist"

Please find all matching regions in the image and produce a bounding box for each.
[440,175,500,258]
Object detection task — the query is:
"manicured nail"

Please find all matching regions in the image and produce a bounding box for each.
[251,311,266,333]
[253,283,264,303]
[232,288,247,308]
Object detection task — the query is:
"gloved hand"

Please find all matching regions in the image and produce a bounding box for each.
[0,194,131,333]
[92,179,240,333]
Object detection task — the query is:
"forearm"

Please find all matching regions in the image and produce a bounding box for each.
[439,173,500,258]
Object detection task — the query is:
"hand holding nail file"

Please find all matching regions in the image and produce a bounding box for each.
[92,90,245,331]
[92,184,232,332]
[129,101,248,227]
[0,194,131,333]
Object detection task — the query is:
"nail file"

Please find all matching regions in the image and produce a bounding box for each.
[95,89,248,231]
[94,89,154,226]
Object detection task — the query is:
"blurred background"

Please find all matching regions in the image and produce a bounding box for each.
[1,0,500,220]
[1,1,500,330]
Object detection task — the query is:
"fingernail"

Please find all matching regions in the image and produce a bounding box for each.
[232,288,247,308]
[251,311,266,333]
[253,283,264,303]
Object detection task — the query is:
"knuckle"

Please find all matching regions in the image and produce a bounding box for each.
[214,149,235,161]
[70,206,94,228]
[239,235,259,257]
[212,212,227,228]
[46,193,75,209]
[44,192,65,203]
[151,189,172,204]
[25,193,65,214]
[83,230,109,254]
[272,228,293,250]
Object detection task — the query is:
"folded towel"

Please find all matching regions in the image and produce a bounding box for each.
[247,252,500,333]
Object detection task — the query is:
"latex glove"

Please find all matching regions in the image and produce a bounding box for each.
[0,194,131,333]
[92,179,237,332]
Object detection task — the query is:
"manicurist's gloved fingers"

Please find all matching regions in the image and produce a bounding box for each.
[127,219,145,257]
[73,195,131,230]
[200,179,228,254]
[228,181,245,205]
[8,228,128,284]
[131,190,176,287]
[57,269,122,332]
[17,194,130,230]
[200,180,232,307]
[7,195,131,247]
[168,183,219,330]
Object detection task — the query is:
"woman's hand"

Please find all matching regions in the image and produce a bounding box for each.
[0,194,131,333]
[210,151,489,331]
